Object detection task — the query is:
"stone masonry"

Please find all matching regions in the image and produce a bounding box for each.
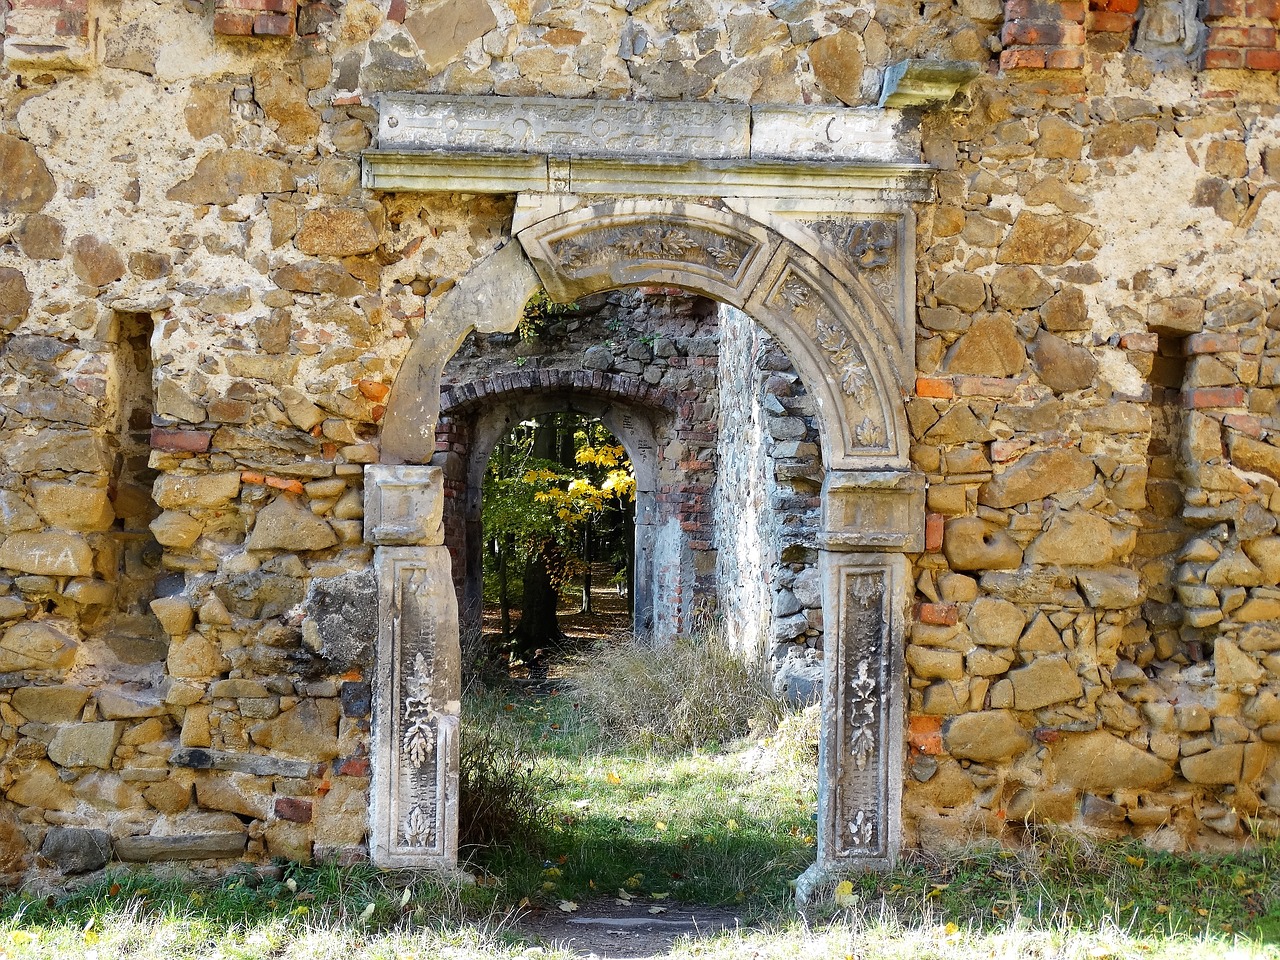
[0,0,1277,887]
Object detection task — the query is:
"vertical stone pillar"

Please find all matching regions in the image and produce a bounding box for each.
[815,552,907,872]
[797,470,919,899]
[366,465,461,869]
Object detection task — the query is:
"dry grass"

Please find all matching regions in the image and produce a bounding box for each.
[565,631,781,750]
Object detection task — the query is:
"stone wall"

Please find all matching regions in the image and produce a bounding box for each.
[0,0,1277,886]
[715,304,824,694]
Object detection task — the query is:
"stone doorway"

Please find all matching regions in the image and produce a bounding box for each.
[361,92,931,881]
[365,194,922,884]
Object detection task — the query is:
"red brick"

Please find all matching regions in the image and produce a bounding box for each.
[916,376,955,399]
[1183,386,1246,408]
[213,10,255,33]
[387,0,406,20]
[1184,331,1242,354]
[1047,47,1085,67]
[1205,47,1245,67]
[1224,413,1264,438]
[1001,47,1049,69]
[954,376,1020,398]
[151,428,212,453]
[1090,10,1135,30]
[220,0,295,10]
[274,797,313,823]
[1119,332,1159,351]
[1005,0,1075,17]
[1099,0,1140,13]
[1206,0,1246,15]
[909,715,944,756]
[1245,47,1280,69]
[917,602,959,626]
[1246,0,1280,16]
[925,512,945,552]
[1003,19,1066,44]
[1210,25,1277,46]
[254,12,295,34]
[334,756,371,777]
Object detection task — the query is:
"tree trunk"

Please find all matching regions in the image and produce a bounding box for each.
[512,541,561,674]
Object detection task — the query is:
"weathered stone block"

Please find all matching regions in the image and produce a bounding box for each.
[1050,731,1173,791]
[1008,656,1082,709]
[0,134,56,215]
[944,314,1025,377]
[966,596,1026,647]
[942,516,1023,571]
[0,268,33,332]
[0,531,95,577]
[295,208,380,257]
[943,710,1031,762]
[153,473,242,510]
[168,150,296,205]
[0,621,79,673]
[69,235,127,287]
[149,511,205,549]
[113,833,247,862]
[1029,330,1098,394]
[979,448,1095,508]
[997,212,1092,265]
[166,632,228,679]
[11,684,89,723]
[249,700,341,761]
[301,569,376,671]
[247,493,338,551]
[30,481,115,532]
[47,721,123,769]
[39,827,111,874]
[1026,511,1129,566]
[364,465,445,546]
[1180,743,1269,784]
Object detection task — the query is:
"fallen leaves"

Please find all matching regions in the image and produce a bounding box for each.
[557,900,579,913]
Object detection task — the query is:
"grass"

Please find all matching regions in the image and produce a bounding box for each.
[2,680,1279,958]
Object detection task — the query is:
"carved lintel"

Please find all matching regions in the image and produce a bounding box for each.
[822,470,925,552]
[364,465,445,546]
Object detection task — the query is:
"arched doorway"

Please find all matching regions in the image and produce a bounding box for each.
[365,198,923,889]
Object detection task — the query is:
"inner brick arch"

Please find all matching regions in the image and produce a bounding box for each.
[368,198,922,886]
[437,369,679,644]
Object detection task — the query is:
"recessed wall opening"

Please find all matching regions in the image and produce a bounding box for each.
[436,286,827,692]
[437,284,830,897]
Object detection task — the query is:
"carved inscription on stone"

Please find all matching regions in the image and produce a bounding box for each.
[379,95,751,160]
[834,570,888,859]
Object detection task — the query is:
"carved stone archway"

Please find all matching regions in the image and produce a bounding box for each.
[366,195,923,883]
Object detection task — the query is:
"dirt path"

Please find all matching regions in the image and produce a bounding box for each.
[513,899,749,958]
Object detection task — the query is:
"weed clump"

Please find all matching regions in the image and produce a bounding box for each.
[567,632,780,750]
[458,695,554,856]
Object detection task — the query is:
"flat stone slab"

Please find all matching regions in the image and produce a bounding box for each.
[516,901,745,959]
[375,95,920,164]
[379,94,751,160]
[113,832,246,862]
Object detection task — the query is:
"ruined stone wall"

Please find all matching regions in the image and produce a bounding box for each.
[0,0,1277,886]
[715,304,824,692]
